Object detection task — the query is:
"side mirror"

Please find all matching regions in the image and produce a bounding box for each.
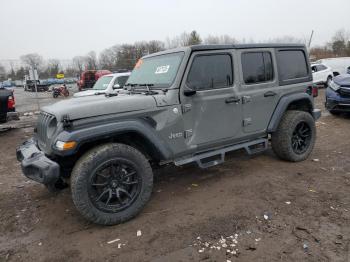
[184,89,196,96]
[113,84,120,89]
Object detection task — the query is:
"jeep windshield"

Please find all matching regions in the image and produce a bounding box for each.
[126,52,184,88]
[92,76,113,90]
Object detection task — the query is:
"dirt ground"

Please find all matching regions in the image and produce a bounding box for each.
[0,89,349,262]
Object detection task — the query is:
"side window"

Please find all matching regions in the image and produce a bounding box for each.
[117,76,129,87]
[187,54,233,90]
[241,52,274,84]
[311,65,317,72]
[277,50,309,81]
[316,64,327,71]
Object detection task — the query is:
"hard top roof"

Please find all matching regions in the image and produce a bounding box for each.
[144,43,306,58]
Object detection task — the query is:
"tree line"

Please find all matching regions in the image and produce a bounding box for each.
[1,29,349,82]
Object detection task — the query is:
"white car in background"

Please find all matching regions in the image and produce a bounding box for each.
[311,63,333,87]
[316,57,350,76]
[74,72,131,97]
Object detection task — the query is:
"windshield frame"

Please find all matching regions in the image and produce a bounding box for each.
[126,51,185,89]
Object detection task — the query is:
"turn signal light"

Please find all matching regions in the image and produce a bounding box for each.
[55,141,77,151]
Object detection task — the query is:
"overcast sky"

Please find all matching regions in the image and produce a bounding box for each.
[0,0,349,60]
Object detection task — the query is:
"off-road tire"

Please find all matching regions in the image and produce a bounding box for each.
[271,110,316,162]
[71,143,153,225]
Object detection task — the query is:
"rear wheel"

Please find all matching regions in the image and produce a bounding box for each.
[71,143,153,225]
[271,110,316,162]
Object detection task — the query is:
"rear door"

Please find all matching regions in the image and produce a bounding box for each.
[237,49,280,133]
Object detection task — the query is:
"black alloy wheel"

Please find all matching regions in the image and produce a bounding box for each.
[89,159,141,213]
[291,121,311,154]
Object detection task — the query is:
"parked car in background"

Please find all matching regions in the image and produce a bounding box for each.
[0,86,16,123]
[326,74,350,115]
[77,70,112,91]
[74,72,130,97]
[1,80,16,88]
[24,79,50,92]
[311,63,333,87]
[316,57,350,76]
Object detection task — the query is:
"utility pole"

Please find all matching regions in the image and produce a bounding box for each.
[308,30,314,49]
[32,67,40,111]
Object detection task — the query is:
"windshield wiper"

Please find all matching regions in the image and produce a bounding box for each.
[124,83,158,95]
[105,92,118,97]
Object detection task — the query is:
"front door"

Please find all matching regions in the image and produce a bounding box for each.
[180,51,242,150]
[238,49,280,133]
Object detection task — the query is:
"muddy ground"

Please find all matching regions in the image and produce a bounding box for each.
[0,89,349,262]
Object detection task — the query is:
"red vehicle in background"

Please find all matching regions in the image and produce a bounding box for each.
[77,70,112,91]
[0,87,16,123]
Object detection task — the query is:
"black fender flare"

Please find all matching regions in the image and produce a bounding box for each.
[267,93,314,133]
[53,119,172,160]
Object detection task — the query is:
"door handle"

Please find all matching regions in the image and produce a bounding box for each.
[225,96,240,104]
[264,91,277,97]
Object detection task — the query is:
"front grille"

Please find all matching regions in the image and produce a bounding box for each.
[37,112,55,150]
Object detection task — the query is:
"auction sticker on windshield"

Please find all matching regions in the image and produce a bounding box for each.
[155,65,170,74]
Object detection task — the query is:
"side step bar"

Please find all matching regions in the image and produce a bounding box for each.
[174,138,268,169]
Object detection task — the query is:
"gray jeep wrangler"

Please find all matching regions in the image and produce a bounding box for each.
[17,44,321,225]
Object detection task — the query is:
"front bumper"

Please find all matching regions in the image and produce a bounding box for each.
[16,139,60,186]
[326,98,350,112]
[325,87,350,112]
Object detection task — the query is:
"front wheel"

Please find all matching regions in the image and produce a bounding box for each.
[71,143,153,225]
[271,110,316,162]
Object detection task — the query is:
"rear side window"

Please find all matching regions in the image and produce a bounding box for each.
[316,64,327,71]
[277,50,309,81]
[187,54,233,90]
[241,52,274,84]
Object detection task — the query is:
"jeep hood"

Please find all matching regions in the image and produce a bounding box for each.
[42,93,157,121]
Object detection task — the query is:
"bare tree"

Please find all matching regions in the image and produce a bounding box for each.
[0,63,6,81]
[99,48,116,70]
[46,59,61,77]
[72,56,85,74]
[204,34,237,44]
[331,29,349,56]
[165,32,190,48]
[20,53,43,69]
[85,51,98,70]
[310,46,335,60]
[147,40,165,53]
[266,35,305,44]
[64,65,79,78]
